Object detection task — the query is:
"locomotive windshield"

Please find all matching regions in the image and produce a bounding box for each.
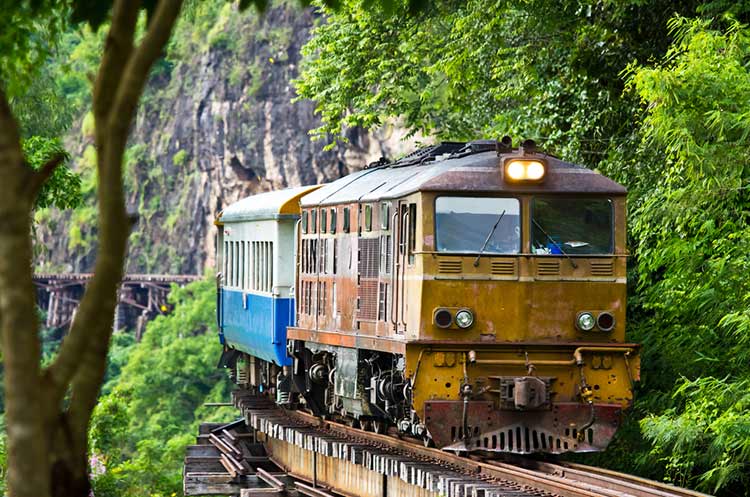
[435,197,521,254]
[532,197,613,255]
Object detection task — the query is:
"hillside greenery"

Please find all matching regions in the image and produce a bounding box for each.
[89,277,233,497]
[296,2,750,494]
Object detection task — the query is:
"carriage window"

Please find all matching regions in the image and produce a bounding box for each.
[435,197,521,254]
[311,209,317,234]
[302,211,308,234]
[330,208,337,234]
[532,197,613,255]
[321,209,327,234]
[343,207,350,232]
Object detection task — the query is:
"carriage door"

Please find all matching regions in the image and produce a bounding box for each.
[395,201,412,334]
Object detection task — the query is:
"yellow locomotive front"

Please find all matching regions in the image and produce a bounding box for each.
[286,139,639,454]
[398,144,639,453]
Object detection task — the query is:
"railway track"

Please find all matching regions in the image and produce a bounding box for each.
[185,392,711,497]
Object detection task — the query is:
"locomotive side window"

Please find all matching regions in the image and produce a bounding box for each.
[531,197,613,255]
[365,204,373,231]
[435,197,521,254]
[381,202,390,229]
[408,203,416,264]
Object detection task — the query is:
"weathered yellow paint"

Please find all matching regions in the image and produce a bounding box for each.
[278,185,323,215]
[397,192,638,424]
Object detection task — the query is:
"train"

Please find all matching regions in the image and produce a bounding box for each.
[215,138,640,454]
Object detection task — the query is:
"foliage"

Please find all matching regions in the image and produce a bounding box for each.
[90,277,234,497]
[172,149,188,166]
[0,416,5,496]
[294,0,697,160]
[23,137,83,210]
[641,378,750,492]
[0,0,68,98]
[624,17,750,492]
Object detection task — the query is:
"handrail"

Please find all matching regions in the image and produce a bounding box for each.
[390,211,399,327]
[472,346,634,368]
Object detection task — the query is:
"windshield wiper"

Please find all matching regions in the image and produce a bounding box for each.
[473,210,506,267]
[532,219,578,269]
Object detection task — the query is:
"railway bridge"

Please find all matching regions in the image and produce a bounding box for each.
[33,273,201,339]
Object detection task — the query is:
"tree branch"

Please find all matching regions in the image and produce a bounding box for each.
[109,0,183,130]
[45,0,184,405]
[66,0,185,443]
[92,0,140,146]
[26,153,66,200]
[0,78,50,497]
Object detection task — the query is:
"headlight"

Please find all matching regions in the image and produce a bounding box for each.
[455,309,474,329]
[597,312,615,332]
[504,159,547,182]
[434,308,453,328]
[576,312,596,331]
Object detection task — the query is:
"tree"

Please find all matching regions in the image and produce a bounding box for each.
[1,1,185,495]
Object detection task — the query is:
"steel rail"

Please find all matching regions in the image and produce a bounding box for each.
[284,409,710,497]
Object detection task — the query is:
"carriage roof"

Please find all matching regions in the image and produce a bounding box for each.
[219,185,321,223]
[300,142,626,207]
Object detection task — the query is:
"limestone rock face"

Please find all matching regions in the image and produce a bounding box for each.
[36,5,413,275]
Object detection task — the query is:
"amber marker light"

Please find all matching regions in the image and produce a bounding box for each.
[504,159,547,182]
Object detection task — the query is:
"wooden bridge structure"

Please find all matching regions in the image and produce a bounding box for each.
[33,273,201,339]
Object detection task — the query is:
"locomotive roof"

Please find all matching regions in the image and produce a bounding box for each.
[300,141,626,207]
[219,185,321,223]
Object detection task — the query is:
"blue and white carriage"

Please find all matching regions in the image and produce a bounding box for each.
[216,186,320,366]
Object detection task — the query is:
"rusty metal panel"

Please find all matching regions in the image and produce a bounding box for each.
[424,399,622,454]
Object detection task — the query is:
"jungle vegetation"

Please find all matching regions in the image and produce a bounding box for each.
[1,0,749,496]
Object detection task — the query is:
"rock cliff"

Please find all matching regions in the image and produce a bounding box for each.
[35,3,413,275]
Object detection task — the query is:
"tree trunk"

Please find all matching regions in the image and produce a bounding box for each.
[0,1,183,495]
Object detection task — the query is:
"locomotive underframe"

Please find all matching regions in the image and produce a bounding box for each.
[226,337,638,454]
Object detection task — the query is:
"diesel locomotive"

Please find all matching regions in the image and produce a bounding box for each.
[215,139,640,454]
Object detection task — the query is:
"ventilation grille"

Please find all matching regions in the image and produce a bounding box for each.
[491,260,516,276]
[590,260,614,276]
[357,238,381,320]
[358,238,380,278]
[357,281,378,320]
[438,259,462,274]
[451,425,591,454]
[536,260,560,276]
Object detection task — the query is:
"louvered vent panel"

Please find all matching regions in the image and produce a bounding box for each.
[358,238,380,278]
[590,260,614,276]
[357,280,379,320]
[357,238,380,320]
[536,260,560,276]
[438,259,462,274]
[491,260,516,276]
